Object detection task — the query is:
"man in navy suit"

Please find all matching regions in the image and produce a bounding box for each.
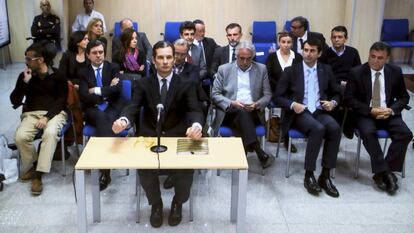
[274,37,341,198]
[79,39,125,191]
[193,19,219,79]
[210,23,243,75]
[112,41,204,228]
[345,42,413,195]
[290,16,327,55]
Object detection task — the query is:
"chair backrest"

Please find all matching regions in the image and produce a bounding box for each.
[114,21,139,38]
[164,21,182,43]
[381,19,410,41]
[121,80,132,101]
[284,20,291,32]
[252,21,277,43]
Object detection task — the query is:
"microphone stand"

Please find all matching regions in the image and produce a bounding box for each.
[150,111,167,153]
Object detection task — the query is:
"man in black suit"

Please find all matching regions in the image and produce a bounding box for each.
[210,23,243,75]
[290,16,327,55]
[79,39,125,191]
[112,41,204,228]
[111,18,152,62]
[193,19,219,79]
[345,42,413,195]
[274,37,341,198]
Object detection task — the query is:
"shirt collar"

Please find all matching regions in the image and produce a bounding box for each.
[92,63,104,71]
[237,63,252,73]
[303,61,317,73]
[330,45,346,56]
[370,67,384,77]
[157,71,173,83]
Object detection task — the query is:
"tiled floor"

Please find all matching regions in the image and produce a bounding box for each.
[1,62,413,233]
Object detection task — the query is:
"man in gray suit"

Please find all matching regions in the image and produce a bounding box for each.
[211,40,274,169]
[179,21,207,81]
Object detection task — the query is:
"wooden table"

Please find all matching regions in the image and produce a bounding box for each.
[75,137,248,233]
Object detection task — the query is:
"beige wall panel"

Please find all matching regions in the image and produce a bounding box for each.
[349,0,384,63]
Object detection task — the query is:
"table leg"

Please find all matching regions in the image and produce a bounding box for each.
[75,170,87,233]
[231,169,247,233]
[91,170,101,222]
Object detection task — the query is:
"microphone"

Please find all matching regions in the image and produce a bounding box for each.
[156,103,164,122]
[150,103,168,153]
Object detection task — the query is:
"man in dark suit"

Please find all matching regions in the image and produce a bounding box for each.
[31,0,61,50]
[112,41,204,228]
[210,23,243,75]
[111,18,152,62]
[274,37,341,198]
[179,21,207,81]
[211,40,274,169]
[79,39,125,191]
[345,41,413,195]
[193,19,219,79]
[290,16,327,55]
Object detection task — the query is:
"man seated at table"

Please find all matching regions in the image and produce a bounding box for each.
[112,41,204,228]
[211,40,274,169]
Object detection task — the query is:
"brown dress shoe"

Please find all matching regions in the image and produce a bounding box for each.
[20,168,35,182]
[31,177,43,195]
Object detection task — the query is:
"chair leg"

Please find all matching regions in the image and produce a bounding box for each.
[136,171,141,223]
[216,169,221,176]
[189,188,194,222]
[355,137,362,178]
[276,128,282,158]
[71,120,80,156]
[402,159,406,178]
[61,135,66,177]
[285,137,292,178]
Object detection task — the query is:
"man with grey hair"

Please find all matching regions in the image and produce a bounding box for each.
[111,18,152,62]
[211,40,274,169]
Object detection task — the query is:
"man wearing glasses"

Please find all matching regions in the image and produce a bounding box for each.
[211,40,274,169]
[290,16,327,55]
[10,42,68,196]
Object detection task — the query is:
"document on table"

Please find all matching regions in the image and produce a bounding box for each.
[176,139,209,155]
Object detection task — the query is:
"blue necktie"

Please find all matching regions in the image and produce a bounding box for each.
[95,68,107,111]
[307,68,316,113]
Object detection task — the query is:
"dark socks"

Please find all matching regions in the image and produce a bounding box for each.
[305,170,314,178]
[320,167,331,179]
[251,142,268,161]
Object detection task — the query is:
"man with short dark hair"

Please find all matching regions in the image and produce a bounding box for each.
[275,37,341,198]
[78,39,124,191]
[290,16,327,55]
[112,41,204,228]
[211,40,274,169]
[345,41,413,195]
[11,42,68,196]
[72,0,106,32]
[179,21,207,81]
[211,23,243,75]
[111,18,152,62]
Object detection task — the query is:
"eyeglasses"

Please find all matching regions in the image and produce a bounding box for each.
[237,56,253,62]
[290,25,304,30]
[24,57,41,62]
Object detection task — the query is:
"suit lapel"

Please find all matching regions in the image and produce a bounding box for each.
[164,74,178,112]
[295,63,305,101]
[384,65,392,105]
[149,75,162,105]
[249,63,257,95]
[316,62,325,96]
[87,66,96,87]
[362,64,372,102]
[224,45,230,63]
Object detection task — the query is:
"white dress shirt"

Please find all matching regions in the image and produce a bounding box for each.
[71,10,107,33]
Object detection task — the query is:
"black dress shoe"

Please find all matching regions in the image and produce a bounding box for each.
[150,202,163,228]
[318,176,340,198]
[284,140,297,153]
[383,172,398,195]
[373,173,387,191]
[99,172,111,191]
[168,200,182,226]
[259,156,275,169]
[304,175,321,195]
[163,175,174,189]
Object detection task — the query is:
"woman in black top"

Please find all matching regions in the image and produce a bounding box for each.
[59,31,90,89]
[86,18,107,46]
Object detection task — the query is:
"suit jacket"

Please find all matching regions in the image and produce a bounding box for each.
[274,61,341,134]
[58,51,90,85]
[112,32,152,61]
[112,48,146,75]
[179,62,209,102]
[79,61,125,112]
[344,63,409,117]
[211,45,231,75]
[200,37,219,76]
[121,73,205,137]
[265,51,303,92]
[211,62,272,131]
[190,44,207,80]
[292,31,328,54]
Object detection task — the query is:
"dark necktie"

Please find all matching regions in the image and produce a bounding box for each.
[95,68,107,111]
[372,72,381,108]
[160,79,167,105]
[299,38,304,51]
[231,47,236,62]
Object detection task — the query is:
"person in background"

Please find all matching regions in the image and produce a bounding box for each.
[86,18,107,46]
[31,0,61,50]
[72,0,106,33]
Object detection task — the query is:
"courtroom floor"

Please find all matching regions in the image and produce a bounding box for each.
[1,62,414,233]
